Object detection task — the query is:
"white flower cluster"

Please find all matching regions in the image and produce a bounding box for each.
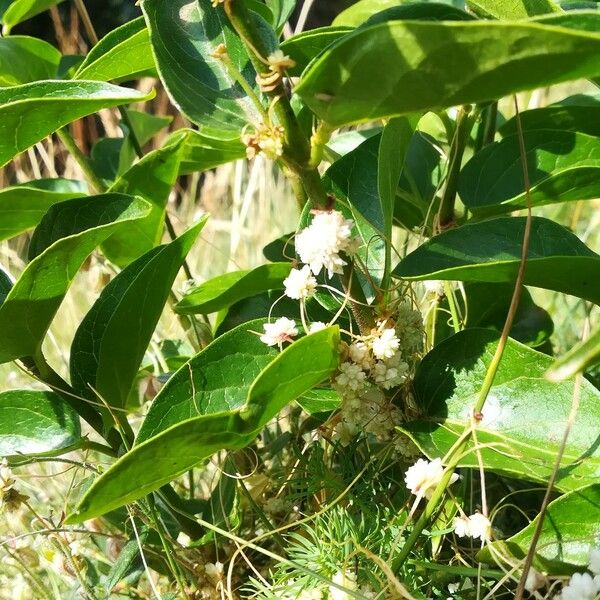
[404,457,459,500]
[294,210,360,278]
[260,317,298,349]
[560,546,600,600]
[453,512,492,541]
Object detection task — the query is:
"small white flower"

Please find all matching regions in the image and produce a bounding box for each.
[259,317,298,348]
[330,570,356,600]
[453,513,491,541]
[373,355,409,390]
[524,568,546,592]
[332,419,358,447]
[453,515,471,538]
[561,572,600,600]
[372,327,400,360]
[423,279,445,296]
[405,458,458,499]
[283,265,317,300]
[295,210,355,278]
[589,547,600,575]
[335,362,367,393]
[308,321,327,333]
[348,341,372,370]
[205,561,224,583]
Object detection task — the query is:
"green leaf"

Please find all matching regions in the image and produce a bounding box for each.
[393,216,600,304]
[280,27,352,77]
[379,116,417,246]
[1,0,65,33]
[101,135,186,266]
[0,36,60,86]
[482,484,600,573]
[104,530,148,592]
[547,326,600,381]
[70,218,206,416]
[141,0,261,138]
[0,267,11,306]
[296,388,341,415]
[0,194,150,364]
[402,329,600,492]
[499,96,600,137]
[463,282,553,347]
[265,0,296,31]
[466,0,560,18]
[0,179,87,241]
[0,390,81,456]
[295,19,600,128]
[333,0,469,26]
[176,129,246,175]
[66,326,340,521]
[459,129,600,215]
[73,17,155,83]
[175,263,291,315]
[136,320,280,443]
[0,81,153,168]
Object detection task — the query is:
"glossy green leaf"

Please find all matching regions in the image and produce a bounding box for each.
[0,36,60,86]
[297,388,341,415]
[459,130,600,215]
[547,326,600,381]
[136,320,279,443]
[0,194,149,364]
[402,329,600,492]
[70,218,206,416]
[176,129,246,175]
[0,179,87,241]
[66,326,340,521]
[482,484,600,573]
[1,0,65,33]
[295,19,600,128]
[73,17,155,82]
[265,0,296,30]
[176,262,291,315]
[466,0,560,18]
[102,135,186,266]
[90,109,172,182]
[141,0,261,138]
[394,216,600,304]
[0,267,11,306]
[0,81,153,167]
[499,97,600,138]
[280,27,352,77]
[333,0,468,26]
[0,390,81,456]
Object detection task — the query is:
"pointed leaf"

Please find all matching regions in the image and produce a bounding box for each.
[176,129,245,174]
[0,390,81,456]
[1,0,65,33]
[70,218,206,414]
[393,216,600,304]
[102,135,186,266]
[547,326,600,381]
[73,17,155,83]
[459,129,600,215]
[402,329,600,492]
[295,18,600,128]
[66,326,340,521]
[466,0,560,18]
[175,262,291,315]
[0,194,150,364]
[0,179,87,241]
[141,0,260,137]
[482,484,600,573]
[0,36,61,86]
[0,81,153,167]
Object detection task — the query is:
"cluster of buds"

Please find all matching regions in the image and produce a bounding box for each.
[242,123,284,160]
[256,50,296,92]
